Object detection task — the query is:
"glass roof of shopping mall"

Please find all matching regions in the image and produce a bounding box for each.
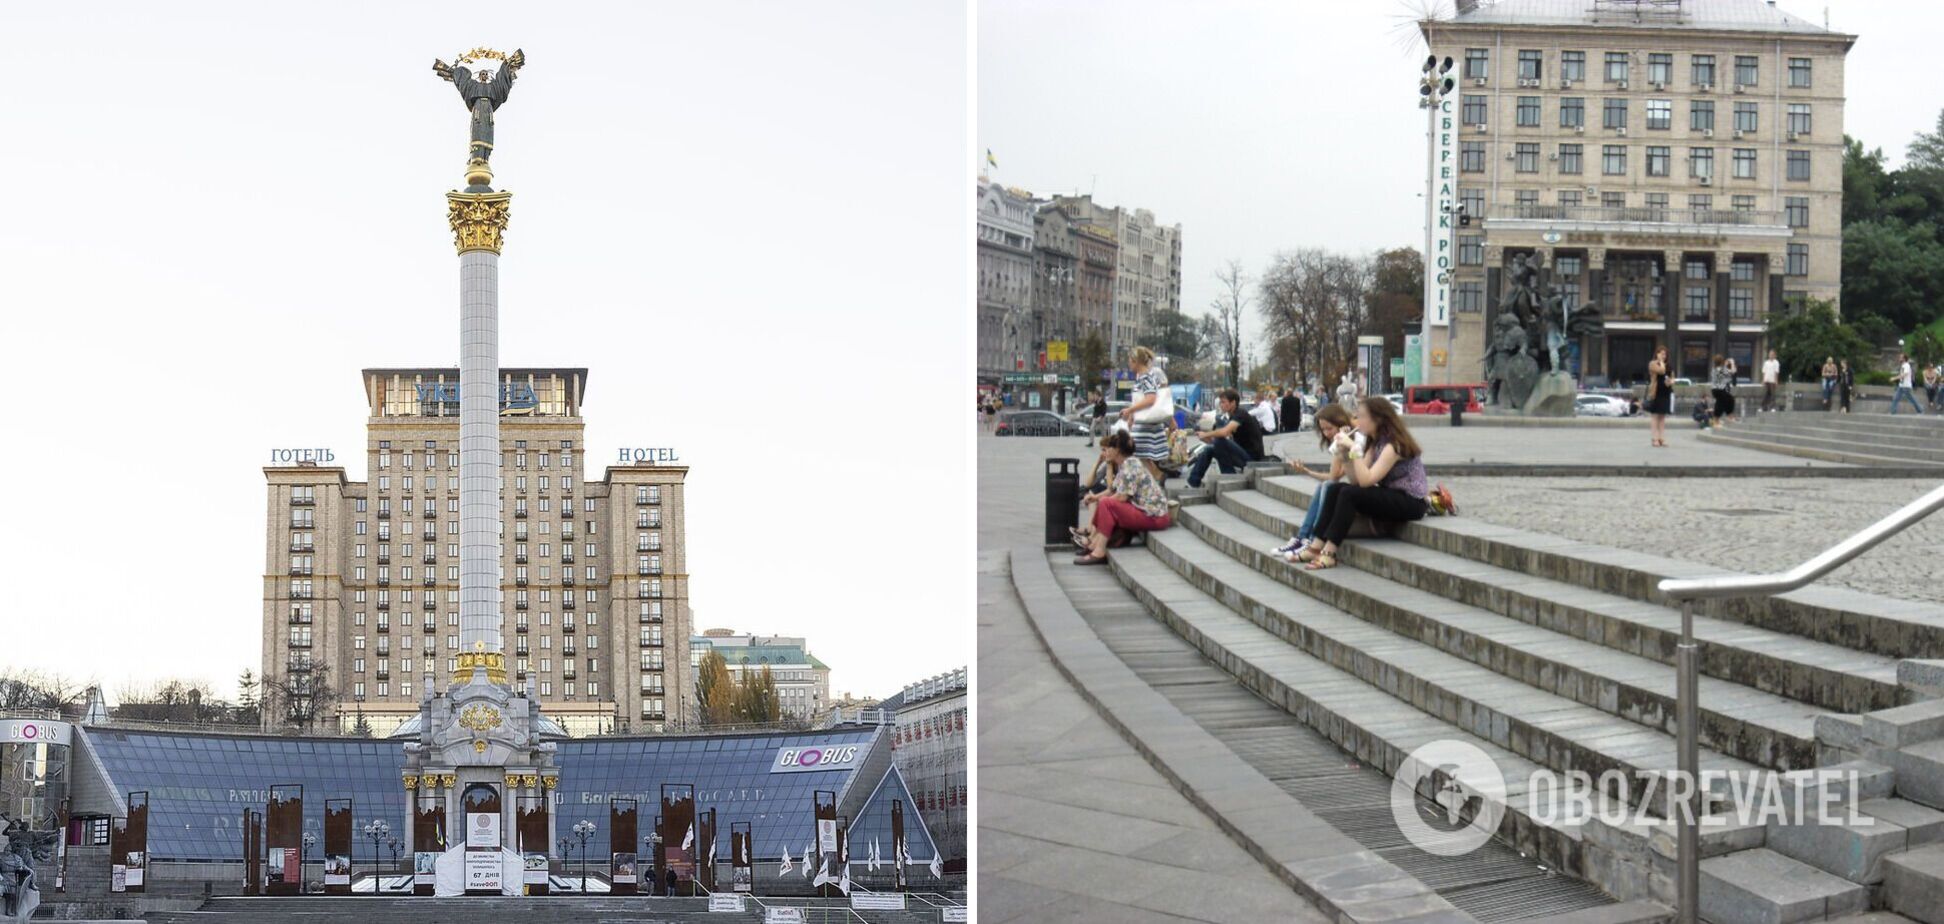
[83,725,932,863]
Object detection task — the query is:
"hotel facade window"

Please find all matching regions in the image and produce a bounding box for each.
[1789,57,1812,87]
[1516,96,1540,126]
[1561,50,1585,82]
[1518,49,1542,80]
[1558,144,1583,174]
[1602,145,1626,175]
[1560,96,1585,127]
[1787,150,1810,181]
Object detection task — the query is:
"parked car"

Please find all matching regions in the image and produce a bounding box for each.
[997,410,1090,436]
[1402,384,1486,415]
[1574,394,1639,417]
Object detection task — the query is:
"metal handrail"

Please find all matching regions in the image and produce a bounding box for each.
[1656,481,1944,924]
[1660,482,1944,600]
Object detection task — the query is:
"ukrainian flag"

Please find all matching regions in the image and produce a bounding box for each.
[986,148,997,168]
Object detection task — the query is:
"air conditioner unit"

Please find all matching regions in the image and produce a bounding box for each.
[1585,186,1599,195]
[1617,127,1628,136]
[1703,128,1714,138]
[1788,131,1801,141]
[1734,84,1746,94]
[1575,125,1585,134]
[1701,83,1714,93]
[1617,80,1629,89]
[1652,81,1665,90]
[1473,123,1489,132]
[1699,176,1713,186]
[1733,129,1745,139]
[1561,78,1573,89]
[1549,153,1560,161]
[1474,77,1487,86]
[1506,151,1516,160]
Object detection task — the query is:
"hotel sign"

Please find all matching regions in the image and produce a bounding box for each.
[770,744,861,774]
[269,449,336,463]
[617,448,681,463]
[414,382,540,412]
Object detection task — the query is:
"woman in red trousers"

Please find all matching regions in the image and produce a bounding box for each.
[1072,430,1172,565]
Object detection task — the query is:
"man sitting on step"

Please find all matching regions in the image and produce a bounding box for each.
[1185,389,1266,489]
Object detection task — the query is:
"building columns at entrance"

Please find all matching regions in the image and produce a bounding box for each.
[1713,249,1733,360]
[1661,250,1681,353]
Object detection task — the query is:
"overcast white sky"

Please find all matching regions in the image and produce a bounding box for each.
[0,1,970,703]
[979,0,1939,360]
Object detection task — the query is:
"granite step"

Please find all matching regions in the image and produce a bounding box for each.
[1105,545,1788,909]
[1695,429,1943,468]
[1732,418,1944,451]
[1177,499,1829,772]
[1252,474,1944,662]
[1699,427,1944,464]
[1134,519,1768,814]
[1882,841,1944,924]
[1737,414,1944,437]
[1884,739,1944,812]
[1215,486,1904,718]
[1697,848,1868,924]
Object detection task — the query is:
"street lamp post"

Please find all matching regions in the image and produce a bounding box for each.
[557,837,570,891]
[1418,53,1456,386]
[388,838,401,877]
[301,832,315,894]
[361,819,390,896]
[572,819,596,894]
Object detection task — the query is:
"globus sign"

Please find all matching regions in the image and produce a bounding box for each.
[769,744,861,774]
[0,720,73,747]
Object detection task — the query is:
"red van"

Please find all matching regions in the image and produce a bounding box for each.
[1403,384,1486,414]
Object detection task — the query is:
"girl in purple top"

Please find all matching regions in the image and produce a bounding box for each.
[1290,396,1429,570]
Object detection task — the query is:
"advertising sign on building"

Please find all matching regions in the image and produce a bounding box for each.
[772,745,861,774]
[465,850,501,892]
[1425,92,1456,328]
[0,720,72,746]
[466,811,500,848]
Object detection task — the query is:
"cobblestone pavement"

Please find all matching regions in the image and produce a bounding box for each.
[1443,475,1944,605]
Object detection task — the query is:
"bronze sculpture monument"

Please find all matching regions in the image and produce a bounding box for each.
[433,47,526,192]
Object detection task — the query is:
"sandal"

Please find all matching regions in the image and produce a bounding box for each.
[1304,553,1337,571]
[1073,553,1108,566]
[1286,547,1319,564]
[1069,526,1092,549]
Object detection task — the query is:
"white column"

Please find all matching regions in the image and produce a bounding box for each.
[459,249,502,658]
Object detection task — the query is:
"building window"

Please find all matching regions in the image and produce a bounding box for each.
[1735,55,1758,87]
[1603,98,1627,129]
[1550,99,1583,132]
[1647,53,1672,85]
[1732,194,1756,212]
[1455,282,1484,313]
[1690,100,1715,133]
[1515,142,1539,173]
[1605,52,1628,83]
[1458,235,1482,265]
[1787,243,1808,276]
[1732,148,1756,179]
[1789,57,1812,88]
[1459,187,1484,218]
[1689,147,1714,178]
[1729,288,1755,320]
[1557,143,1583,174]
[1516,96,1540,126]
[1601,190,1625,209]
[1460,142,1485,173]
[1561,51,1585,82]
[1644,192,1669,217]
[1558,189,1581,207]
[1787,150,1810,181]
[1731,259,1756,282]
[1685,259,1710,281]
[1685,286,1711,319]
[1646,146,1670,177]
[1785,196,1808,228]
[1517,49,1542,80]
[1646,99,1671,130]
[1462,94,1487,125]
[1602,144,1627,175]
[1465,47,1489,79]
[1787,104,1811,135]
[1692,54,1716,87]
[1734,102,1758,134]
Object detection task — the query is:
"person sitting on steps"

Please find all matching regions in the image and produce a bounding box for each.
[1071,430,1172,565]
[1288,397,1429,571]
[1273,403,1355,559]
[1185,388,1266,488]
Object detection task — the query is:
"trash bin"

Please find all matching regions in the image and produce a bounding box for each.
[1045,458,1081,546]
[1450,401,1464,427]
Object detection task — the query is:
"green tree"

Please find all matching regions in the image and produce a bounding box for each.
[1073,331,1111,395]
[1147,307,1203,381]
[1839,219,1944,333]
[1767,298,1873,381]
[1909,327,1944,369]
[351,707,373,738]
[734,666,782,725]
[1843,135,1890,227]
[696,650,736,726]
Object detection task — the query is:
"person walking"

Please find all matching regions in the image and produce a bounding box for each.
[1761,349,1781,413]
[1281,387,1305,436]
[1086,391,1107,447]
[1821,357,1838,410]
[1646,344,1673,447]
[1891,353,1924,414]
[1837,359,1854,414]
[1118,347,1172,481]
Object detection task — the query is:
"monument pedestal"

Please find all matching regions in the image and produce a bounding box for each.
[1524,371,1579,417]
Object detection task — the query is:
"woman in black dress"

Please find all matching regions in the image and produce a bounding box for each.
[1646,344,1673,447]
[1837,359,1854,413]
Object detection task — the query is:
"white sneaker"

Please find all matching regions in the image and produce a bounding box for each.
[1272,536,1304,555]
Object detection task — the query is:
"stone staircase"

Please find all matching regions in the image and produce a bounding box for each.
[1697,412,1944,468]
[1078,469,1944,923]
[140,893,957,923]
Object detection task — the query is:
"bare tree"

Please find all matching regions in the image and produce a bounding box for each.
[0,669,85,715]
[1209,260,1250,390]
[260,663,341,734]
[114,678,233,725]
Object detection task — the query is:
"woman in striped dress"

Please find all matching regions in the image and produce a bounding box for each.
[1117,347,1171,480]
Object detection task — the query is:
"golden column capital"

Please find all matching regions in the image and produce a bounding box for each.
[453,650,508,686]
[446,190,513,255]
[504,774,522,789]
[521,774,538,788]
[403,775,419,790]
[541,775,558,790]
[440,773,457,789]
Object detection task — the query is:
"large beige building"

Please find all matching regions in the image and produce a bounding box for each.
[262,367,692,738]
[1424,0,1852,384]
[1053,195,1182,362]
